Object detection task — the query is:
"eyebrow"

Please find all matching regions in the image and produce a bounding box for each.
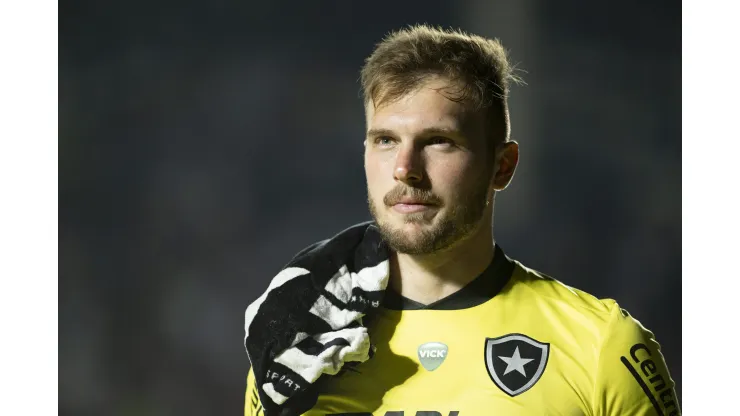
[366,127,462,139]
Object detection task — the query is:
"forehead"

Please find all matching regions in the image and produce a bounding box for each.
[365,79,483,136]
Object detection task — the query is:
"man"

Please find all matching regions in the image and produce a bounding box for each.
[244,25,679,415]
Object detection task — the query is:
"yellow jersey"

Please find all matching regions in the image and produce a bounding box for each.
[245,246,679,415]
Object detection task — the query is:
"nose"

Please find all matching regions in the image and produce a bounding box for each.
[393,144,423,184]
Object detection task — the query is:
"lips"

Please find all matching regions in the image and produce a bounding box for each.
[392,201,436,213]
[394,197,434,205]
[382,188,439,210]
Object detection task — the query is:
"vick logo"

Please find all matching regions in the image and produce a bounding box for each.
[418,342,448,371]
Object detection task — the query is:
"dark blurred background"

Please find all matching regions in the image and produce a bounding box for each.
[59,1,680,414]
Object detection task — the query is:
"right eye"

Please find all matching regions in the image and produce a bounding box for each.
[374,136,395,146]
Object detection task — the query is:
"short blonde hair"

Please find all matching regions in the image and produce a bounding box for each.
[360,24,521,142]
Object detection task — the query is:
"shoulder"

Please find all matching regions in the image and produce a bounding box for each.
[508,262,680,413]
[505,260,656,347]
[282,221,376,268]
[509,260,619,322]
[284,238,330,266]
[506,258,665,351]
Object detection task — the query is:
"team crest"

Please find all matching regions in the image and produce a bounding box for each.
[484,333,549,397]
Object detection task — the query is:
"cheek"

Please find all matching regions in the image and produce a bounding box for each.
[364,155,376,183]
[430,158,488,200]
[429,159,472,188]
[365,152,393,179]
[364,157,388,196]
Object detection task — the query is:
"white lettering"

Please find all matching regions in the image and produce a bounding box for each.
[420,350,446,358]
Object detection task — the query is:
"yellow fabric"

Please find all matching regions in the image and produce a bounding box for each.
[245,367,264,416]
[246,261,679,415]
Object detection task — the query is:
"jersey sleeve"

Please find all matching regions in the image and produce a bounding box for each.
[245,367,264,416]
[593,303,680,416]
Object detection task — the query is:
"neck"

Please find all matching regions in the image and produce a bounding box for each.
[388,217,495,305]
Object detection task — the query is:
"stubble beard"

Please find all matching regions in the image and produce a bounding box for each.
[367,178,492,255]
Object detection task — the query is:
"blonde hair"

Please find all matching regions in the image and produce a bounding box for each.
[360,24,522,142]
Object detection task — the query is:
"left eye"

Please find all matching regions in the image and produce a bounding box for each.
[429,137,452,146]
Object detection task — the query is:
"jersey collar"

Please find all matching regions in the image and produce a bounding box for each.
[382,244,515,311]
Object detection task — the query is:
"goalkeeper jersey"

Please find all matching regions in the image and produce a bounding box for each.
[245,246,679,415]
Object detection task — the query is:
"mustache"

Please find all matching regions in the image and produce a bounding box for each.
[383,186,441,206]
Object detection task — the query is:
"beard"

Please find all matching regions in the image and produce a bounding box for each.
[367,174,492,255]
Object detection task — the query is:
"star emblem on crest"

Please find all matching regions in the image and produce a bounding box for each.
[498,346,535,376]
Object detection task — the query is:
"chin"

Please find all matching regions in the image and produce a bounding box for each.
[395,222,429,236]
[375,218,445,255]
